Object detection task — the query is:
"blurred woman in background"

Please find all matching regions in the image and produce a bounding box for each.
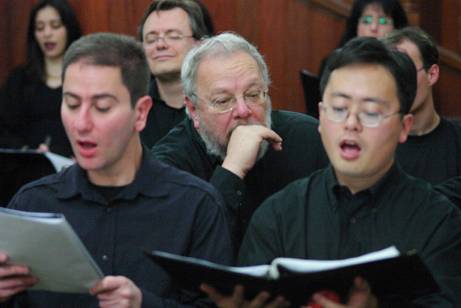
[0,0,81,157]
[339,0,408,46]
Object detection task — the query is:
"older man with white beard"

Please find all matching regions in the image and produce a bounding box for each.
[152,33,328,248]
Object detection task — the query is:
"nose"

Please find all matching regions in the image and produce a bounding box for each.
[43,25,53,37]
[154,37,168,49]
[344,111,362,131]
[233,96,252,118]
[74,108,93,133]
[369,20,379,32]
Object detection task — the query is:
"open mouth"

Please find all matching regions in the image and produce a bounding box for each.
[340,140,361,160]
[44,42,56,51]
[76,140,97,157]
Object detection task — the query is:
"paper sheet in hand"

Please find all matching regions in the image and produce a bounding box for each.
[0,207,103,293]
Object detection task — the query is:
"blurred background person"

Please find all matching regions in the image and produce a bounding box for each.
[0,0,81,157]
[319,0,408,78]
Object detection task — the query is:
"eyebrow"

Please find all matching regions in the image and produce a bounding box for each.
[330,92,388,105]
[63,92,119,102]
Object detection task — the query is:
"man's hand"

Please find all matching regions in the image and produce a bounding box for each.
[222,125,282,179]
[306,277,378,308]
[0,252,38,303]
[201,283,290,308]
[90,276,142,308]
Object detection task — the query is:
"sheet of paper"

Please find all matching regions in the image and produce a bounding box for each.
[0,208,103,293]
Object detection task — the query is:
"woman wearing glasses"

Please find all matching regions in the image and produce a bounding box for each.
[340,0,408,46]
[319,0,407,78]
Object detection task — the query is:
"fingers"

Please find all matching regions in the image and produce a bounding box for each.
[0,253,8,264]
[0,274,38,302]
[310,293,344,308]
[90,276,142,308]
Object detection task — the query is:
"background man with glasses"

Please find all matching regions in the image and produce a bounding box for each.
[383,27,461,208]
[203,37,461,307]
[138,0,212,147]
[152,32,328,249]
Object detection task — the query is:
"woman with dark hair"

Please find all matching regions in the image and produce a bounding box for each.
[0,0,81,157]
[339,0,408,47]
[318,0,407,79]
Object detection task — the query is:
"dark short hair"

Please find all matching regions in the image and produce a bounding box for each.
[137,0,212,41]
[26,0,81,82]
[63,33,150,107]
[320,37,416,114]
[340,0,408,47]
[383,26,439,69]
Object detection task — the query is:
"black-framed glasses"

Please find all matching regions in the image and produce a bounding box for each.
[320,103,401,127]
[193,89,268,114]
[360,15,393,26]
[144,31,194,45]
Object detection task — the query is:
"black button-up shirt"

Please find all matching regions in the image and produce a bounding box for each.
[239,164,461,305]
[152,110,328,248]
[141,78,186,148]
[7,149,233,307]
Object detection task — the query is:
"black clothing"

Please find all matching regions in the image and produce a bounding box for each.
[0,67,72,157]
[397,118,461,184]
[7,150,233,307]
[141,78,186,148]
[152,110,328,246]
[239,164,461,305]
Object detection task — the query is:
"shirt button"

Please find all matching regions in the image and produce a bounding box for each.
[350,218,357,224]
[102,255,108,261]
[236,190,243,196]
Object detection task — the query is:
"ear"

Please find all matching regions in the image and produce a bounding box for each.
[427,64,440,86]
[185,96,200,129]
[134,95,153,132]
[399,113,414,143]
[317,102,323,134]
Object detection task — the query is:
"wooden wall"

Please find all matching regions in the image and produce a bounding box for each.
[1,0,461,117]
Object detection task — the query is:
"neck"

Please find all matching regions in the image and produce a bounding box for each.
[335,159,393,195]
[410,96,440,136]
[156,77,185,109]
[44,56,63,88]
[87,137,143,187]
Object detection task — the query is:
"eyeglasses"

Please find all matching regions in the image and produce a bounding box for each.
[144,31,194,45]
[194,89,268,114]
[360,15,393,26]
[320,103,401,127]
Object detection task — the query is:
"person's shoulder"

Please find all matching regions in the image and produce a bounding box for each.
[2,66,30,87]
[8,165,75,209]
[397,171,458,213]
[147,155,221,200]
[254,169,323,217]
[440,118,461,136]
[152,118,193,152]
[272,109,319,127]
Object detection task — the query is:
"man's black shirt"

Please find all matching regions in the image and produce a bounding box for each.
[141,78,186,148]
[7,149,233,307]
[239,164,461,305]
[152,110,328,247]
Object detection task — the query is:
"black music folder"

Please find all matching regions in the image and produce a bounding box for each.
[145,247,439,306]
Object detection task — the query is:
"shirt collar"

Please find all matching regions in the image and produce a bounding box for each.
[57,147,169,203]
[325,163,401,210]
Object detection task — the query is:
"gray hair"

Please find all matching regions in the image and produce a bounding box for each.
[181,32,271,105]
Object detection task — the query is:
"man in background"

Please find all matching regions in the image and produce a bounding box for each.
[138,0,213,147]
[152,32,328,248]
